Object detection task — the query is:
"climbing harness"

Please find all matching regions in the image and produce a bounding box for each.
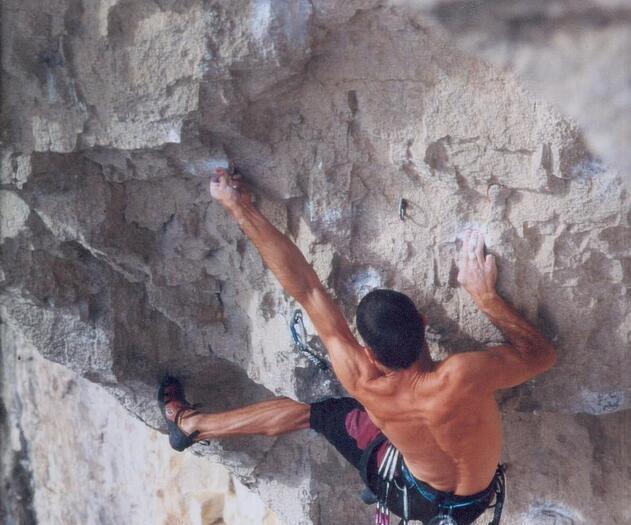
[487,465,506,525]
[290,309,329,370]
[373,442,506,525]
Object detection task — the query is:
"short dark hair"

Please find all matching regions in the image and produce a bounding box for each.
[356,289,424,369]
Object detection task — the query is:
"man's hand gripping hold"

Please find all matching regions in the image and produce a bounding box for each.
[453,230,557,392]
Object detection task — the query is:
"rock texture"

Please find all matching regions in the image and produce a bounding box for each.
[392,0,631,189]
[1,1,630,524]
[0,325,281,525]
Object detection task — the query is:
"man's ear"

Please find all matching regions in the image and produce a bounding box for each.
[420,313,427,327]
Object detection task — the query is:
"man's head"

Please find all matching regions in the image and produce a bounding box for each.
[356,289,425,370]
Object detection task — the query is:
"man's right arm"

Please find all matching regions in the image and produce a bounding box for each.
[454,231,557,391]
[209,168,379,393]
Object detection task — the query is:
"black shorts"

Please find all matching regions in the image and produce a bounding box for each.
[309,397,381,470]
[310,397,495,525]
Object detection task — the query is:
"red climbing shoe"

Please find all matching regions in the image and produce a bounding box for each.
[157,375,200,452]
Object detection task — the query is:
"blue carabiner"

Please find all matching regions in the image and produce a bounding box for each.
[290,309,329,370]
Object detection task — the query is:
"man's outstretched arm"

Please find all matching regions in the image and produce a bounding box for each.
[454,230,557,391]
[210,169,378,392]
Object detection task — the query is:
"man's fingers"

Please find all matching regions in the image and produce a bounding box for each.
[462,230,471,247]
[468,231,479,261]
[213,168,244,189]
[474,230,485,264]
[213,168,230,184]
[460,230,472,262]
[211,168,225,184]
[230,178,247,192]
[210,174,230,198]
[485,253,495,270]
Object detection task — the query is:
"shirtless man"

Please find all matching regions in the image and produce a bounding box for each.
[159,169,557,524]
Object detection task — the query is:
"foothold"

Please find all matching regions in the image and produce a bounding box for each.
[399,198,407,221]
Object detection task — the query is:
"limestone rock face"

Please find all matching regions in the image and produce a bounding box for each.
[0,325,281,525]
[397,0,631,189]
[1,1,630,524]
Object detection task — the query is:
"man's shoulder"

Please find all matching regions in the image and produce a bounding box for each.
[435,353,487,390]
[435,354,469,378]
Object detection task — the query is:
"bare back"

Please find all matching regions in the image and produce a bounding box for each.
[354,356,502,496]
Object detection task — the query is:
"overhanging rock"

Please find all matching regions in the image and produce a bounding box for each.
[1,2,630,524]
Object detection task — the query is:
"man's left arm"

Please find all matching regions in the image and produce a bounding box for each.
[210,169,377,393]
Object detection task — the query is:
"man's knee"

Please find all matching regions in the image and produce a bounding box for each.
[265,402,310,436]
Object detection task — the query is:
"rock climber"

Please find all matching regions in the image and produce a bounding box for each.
[158,168,557,525]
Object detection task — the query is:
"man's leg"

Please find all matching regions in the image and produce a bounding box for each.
[173,397,311,441]
[162,379,373,472]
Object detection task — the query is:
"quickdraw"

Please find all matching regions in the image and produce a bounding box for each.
[375,444,408,525]
[290,309,329,371]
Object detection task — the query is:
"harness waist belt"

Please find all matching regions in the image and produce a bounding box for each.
[400,464,496,510]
